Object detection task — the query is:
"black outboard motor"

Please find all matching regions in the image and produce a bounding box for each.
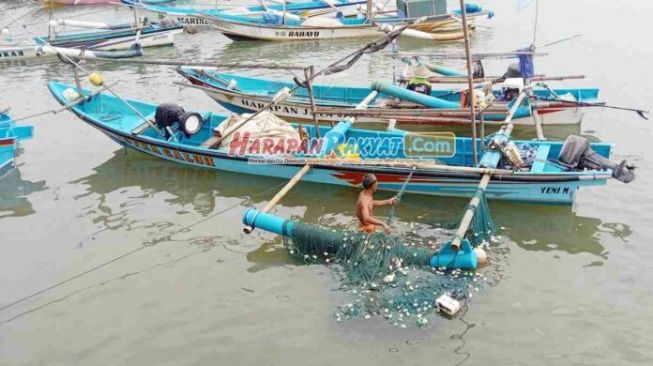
[558,135,635,183]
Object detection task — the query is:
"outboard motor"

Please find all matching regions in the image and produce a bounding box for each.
[558,135,635,183]
[154,103,204,139]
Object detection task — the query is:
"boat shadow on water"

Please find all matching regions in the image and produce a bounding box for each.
[74,150,632,270]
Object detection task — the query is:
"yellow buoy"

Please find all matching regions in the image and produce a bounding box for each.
[89,72,104,87]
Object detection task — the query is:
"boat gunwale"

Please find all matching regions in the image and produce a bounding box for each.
[47,82,613,185]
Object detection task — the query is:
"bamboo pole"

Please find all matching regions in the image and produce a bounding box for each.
[392,51,548,60]
[313,159,514,175]
[91,58,307,70]
[459,0,478,165]
[531,107,545,140]
[450,174,491,247]
[305,66,321,138]
[449,89,529,250]
[12,82,119,123]
[242,164,311,234]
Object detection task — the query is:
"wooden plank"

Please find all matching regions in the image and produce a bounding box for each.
[131,121,152,135]
[201,135,222,149]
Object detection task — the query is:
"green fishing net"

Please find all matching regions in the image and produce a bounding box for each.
[283,219,493,326]
[467,188,496,246]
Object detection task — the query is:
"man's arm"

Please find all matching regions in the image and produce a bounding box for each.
[373,196,398,207]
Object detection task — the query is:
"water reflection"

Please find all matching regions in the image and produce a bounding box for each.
[0,167,47,219]
[76,149,630,267]
[491,201,631,259]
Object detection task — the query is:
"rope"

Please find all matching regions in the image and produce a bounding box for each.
[0,180,288,313]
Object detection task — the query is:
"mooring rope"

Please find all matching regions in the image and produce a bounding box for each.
[0,180,288,314]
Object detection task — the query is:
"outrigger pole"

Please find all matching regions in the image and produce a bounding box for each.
[449,90,530,250]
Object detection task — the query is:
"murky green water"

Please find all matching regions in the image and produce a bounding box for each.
[1,0,651,365]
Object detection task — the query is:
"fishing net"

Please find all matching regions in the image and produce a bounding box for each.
[283,217,494,327]
[467,188,496,246]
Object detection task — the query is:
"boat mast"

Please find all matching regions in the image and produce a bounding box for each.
[458,0,478,165]
[366,0,373,22]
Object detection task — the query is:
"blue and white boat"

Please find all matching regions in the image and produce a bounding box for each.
[197,3,491,41]
[177,68,600,126]
[0,19,182,61]
[48,81,633,204]
[0,110,33,178]
[138,0,370,27]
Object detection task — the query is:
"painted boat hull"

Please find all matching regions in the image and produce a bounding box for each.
[48,82,615,205]
[178,70,597,126]
[1,26,182,60]
[141,1,368,27]
[213,18,382,41]
[0,111,33,178]
[41,26,183,50]
[42,0,115,4]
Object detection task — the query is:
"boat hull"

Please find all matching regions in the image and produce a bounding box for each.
[0,46,40,60]
[0,111,33,178]
[48,82,613,205]
[141,2,368,28]
[192,79,586,126]
[213,18,383,41]
[45,27,183,50]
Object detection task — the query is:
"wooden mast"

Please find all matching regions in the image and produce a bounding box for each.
[459,0,478,165]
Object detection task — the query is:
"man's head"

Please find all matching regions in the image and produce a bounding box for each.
[362,173,378,191]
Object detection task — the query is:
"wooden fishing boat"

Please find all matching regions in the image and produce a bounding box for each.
[138,0,369,27]
[41,0,114,4]
[0,20,182,61]
[200,8,488,42]
[0,110,33,178]
[48,81,632,204]
[44,0,173,4]
[35,20,183,50]
[177,68,600,126]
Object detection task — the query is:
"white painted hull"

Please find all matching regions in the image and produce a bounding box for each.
[203,87,585,126]
[213,19,382,41]
[50,28,182,50]
[0,45,40,60]
[0,29,181,60]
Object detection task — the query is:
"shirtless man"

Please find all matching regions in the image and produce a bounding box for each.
[356,173,398,234]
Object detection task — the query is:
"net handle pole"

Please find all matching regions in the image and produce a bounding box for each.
[243,165,311,234]
[450,174,491,250]
[387,167,415,226]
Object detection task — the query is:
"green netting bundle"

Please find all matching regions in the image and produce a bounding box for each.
[288,222,432,284]
[283,222,488,327]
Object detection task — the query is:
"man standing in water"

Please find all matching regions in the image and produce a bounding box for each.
[356,173,398,234]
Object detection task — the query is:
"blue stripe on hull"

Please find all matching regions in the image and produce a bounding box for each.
[101,128,597,205]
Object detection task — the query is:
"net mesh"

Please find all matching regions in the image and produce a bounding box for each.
[468,189,496,246]
[283,189,496,327]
